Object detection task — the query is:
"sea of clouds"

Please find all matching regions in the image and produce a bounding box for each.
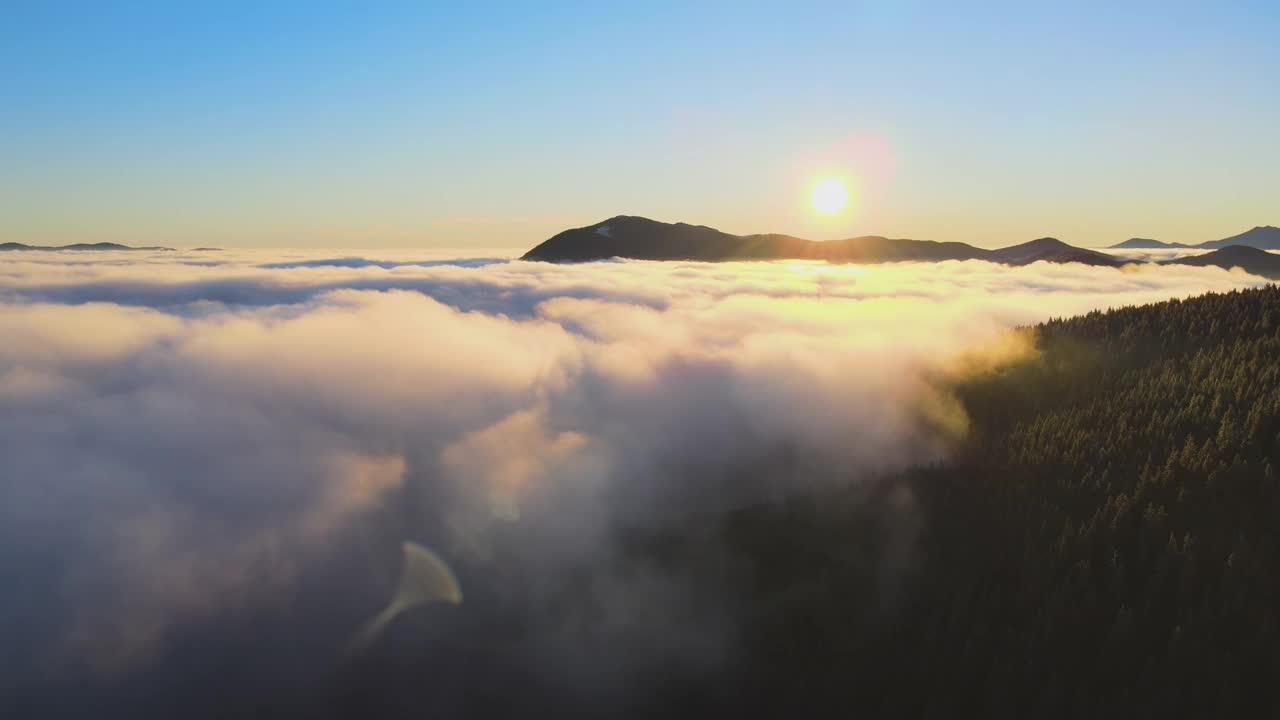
[0,249,1269,716]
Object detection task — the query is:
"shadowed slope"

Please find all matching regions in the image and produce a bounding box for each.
[987,237,1121,266]
[1108,238,1191,249]
[522,217,1117,267]
[1164,245,1280,279]
[0,241,177,251]
[1198,226,1280,250]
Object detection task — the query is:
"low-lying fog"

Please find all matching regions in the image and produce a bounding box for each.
[0,249,1269,715]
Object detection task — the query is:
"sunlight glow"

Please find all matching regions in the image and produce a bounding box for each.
[810,178,849,215]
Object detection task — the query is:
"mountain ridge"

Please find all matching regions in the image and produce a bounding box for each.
[1108,238,1191,249]
[522,216,1121,267]
[0,241,177,252]
[1107,226,1279,250]
[1163,244,1280,279]
[1199,225,1280,250]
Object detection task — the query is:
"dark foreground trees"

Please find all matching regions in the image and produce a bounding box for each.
[716,285,1280,718]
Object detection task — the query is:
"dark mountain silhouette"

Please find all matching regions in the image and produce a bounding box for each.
[1108,237,1190,249]
[1104,228,1278,251]
[1198,225,1280,250]
[986,237,1120,266]
[816,234,994,263]
[522,216,1118,266]
[0,241,175,251]
[1163,244,1280,279]
[520,216,818,262]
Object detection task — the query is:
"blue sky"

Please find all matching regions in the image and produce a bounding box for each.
[2,1,1277,247]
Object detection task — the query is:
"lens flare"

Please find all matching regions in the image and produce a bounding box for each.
[348,542,462,656]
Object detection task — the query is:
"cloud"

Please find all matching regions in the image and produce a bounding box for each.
[256,257,507,270]
[0,250,1268,714]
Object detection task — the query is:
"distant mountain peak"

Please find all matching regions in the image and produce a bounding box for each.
[1019,237,1068,248]
[1109,238,1190,249]
[1165,244,1280,279]
[1199,225,1280,250]
[985,236,1118,266]
[522,216,1118,267]
[0,241,176,252]
[1199,244,1272,259]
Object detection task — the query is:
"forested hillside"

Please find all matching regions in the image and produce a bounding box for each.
[712,285,1280,718]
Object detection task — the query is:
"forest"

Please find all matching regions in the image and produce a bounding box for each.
[697,284,1280,717]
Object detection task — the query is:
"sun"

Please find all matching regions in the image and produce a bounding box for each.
[810,177,849,215]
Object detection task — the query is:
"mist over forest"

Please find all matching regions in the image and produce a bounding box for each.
[1,250,1277,717]
[6,0,1279,715]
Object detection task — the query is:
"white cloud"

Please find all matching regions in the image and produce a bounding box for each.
[0,249,1267,692]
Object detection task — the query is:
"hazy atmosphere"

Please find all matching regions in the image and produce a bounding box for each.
[5,2,1280,718]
